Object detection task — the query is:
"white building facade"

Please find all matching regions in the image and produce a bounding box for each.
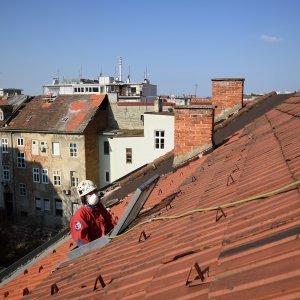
[43,76,157,103]
[99,112,174,187]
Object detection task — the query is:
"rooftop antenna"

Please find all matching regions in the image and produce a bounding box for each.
[127,65,131,83]
[79,66,83,79]
[144,67,148,79]
[118,56,122,82]
[193,84,199,98]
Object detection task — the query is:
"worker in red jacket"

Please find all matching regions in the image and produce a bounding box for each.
[70,180,116,247]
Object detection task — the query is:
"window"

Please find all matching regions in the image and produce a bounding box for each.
[35,197,42,211]
[70,143,78,157]
[44,199,50,212]
[17,137,24,147]
[93,87,99,93]
[0,110,3,121]
[32,140,39,155]
[19,183,26,196]
[40,140,48,154]
[53,170,61,186]
[55,199,63,216]
[41,169,49,184]
[126,148,132,164]
[33,167,40,183]
[72,202,80,215]
[105,171,110,183]
[155,130,165,149]
[3,165,10,180]
[17,152,26,168]
[52,142,60,156]
[71,171,79,187]
[1,138,8,153]
[104,141,109,155]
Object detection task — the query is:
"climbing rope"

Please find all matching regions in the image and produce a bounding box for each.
[105,179,300,240]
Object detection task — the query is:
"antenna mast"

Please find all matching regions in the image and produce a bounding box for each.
[118,56,122,82]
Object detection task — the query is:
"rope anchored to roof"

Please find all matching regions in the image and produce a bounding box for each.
[105,179,300,240]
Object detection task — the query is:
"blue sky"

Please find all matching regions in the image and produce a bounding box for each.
[0,0,299,96]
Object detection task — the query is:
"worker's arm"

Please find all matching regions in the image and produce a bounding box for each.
[70,215,90,247]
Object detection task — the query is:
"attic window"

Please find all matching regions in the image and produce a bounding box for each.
[0,110,4,121]
[26,116,32,122]
[61,117,68,122]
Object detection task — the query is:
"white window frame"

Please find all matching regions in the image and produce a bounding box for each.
[53,170,61,186]
[1,138,8,153]
[52,142,60,156]
[33,167,40,183]
[154,130,165,150]
[19,183,26,196]
[41,169,49,184]
[17,137,24,147]
[71,171,79,187]
[3,165,10,181]
[70,143,78,157]
[17,152,26,168]
[32,140,39,155]
[0,110,4,121]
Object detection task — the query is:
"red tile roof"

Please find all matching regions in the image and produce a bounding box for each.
[2,94,107,133]
[1,95,300,299]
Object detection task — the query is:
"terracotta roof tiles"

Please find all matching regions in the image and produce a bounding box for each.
[1,94,300,299]
[2,94,107,133]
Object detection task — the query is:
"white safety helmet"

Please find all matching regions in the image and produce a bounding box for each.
[77,180,97,197]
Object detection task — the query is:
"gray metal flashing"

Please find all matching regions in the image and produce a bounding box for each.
[67,174,160,260]
[67,237,111,260]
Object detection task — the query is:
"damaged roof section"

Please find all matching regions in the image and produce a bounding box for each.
[1,94,107,133]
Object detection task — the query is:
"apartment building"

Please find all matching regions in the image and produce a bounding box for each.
[0,94,108,227]
[43,76,157,103]
[99,110,174,187]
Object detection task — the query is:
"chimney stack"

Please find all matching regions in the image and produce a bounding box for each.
[211,78,244,122]
[173,105,214,166]
[154,97,163,112]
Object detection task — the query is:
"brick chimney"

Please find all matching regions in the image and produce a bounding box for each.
[173,105,214,166]
[211,78,245,122]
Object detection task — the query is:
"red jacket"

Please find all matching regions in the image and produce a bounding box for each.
[70,202,116,247]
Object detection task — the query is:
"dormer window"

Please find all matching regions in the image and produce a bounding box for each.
[0,110,4,121]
